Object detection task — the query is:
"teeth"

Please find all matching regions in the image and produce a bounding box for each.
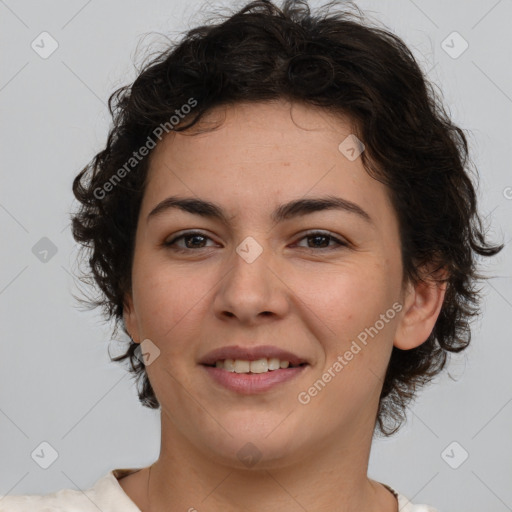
[212,358,298,373]
[224,359,236,372]
[268,357,280,370]
[234,360,250,373]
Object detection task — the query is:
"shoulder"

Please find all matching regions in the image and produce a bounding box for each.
[381,482,440,512]
[0,487,98,512]
[0,468,142,512]
[1,473,440,512]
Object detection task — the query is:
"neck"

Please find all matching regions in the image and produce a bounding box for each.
[143,409,392,512]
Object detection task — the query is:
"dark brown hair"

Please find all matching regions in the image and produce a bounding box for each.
[71,0,503,436]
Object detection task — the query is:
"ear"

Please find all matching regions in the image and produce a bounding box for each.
[123,292,141,344]
[394,266,448,350]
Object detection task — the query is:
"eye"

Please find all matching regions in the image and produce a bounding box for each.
[163,231,217,251]
[294,230,348,251]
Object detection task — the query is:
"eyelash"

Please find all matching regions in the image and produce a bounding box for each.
[163,230,348,253]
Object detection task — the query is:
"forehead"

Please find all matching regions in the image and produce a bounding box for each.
[141,100,396,229]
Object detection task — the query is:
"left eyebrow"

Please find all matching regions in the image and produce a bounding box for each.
[146,194,373,225]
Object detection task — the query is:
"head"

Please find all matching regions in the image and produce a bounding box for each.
[71,0,502,458]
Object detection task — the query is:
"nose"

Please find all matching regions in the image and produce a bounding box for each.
[212,237,290,326]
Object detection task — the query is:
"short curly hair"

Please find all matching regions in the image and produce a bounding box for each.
[71,0,503,436]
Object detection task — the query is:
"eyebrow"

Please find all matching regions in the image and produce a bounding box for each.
[146,194,373,225]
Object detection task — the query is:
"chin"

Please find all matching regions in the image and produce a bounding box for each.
[197,417,310,470]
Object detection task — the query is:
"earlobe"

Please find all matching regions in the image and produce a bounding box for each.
[123,293,141,343]
[394,269,448,350]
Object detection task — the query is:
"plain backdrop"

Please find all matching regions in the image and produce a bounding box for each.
[1,1,511,511]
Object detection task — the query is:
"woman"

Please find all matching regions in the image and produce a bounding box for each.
[1,0,502,510]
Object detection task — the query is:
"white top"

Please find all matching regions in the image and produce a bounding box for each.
[0,468,439,511]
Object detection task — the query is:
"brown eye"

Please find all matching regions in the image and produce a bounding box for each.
[164,231,216,251]
[295,231,348,250]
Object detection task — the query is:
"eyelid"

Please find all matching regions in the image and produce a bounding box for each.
[293,229,349,249]
[163,230,217,247]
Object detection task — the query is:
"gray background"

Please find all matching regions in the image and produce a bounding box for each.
[1,1,511,511]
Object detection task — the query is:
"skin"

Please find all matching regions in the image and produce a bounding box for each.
[121,99,446,512]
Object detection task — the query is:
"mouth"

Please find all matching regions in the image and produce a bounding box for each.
[199,344,309,369]
[199,345,310,394]
[201,363,308,394]
[203,358,307,374]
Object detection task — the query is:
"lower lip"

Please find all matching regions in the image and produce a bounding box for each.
[201,365,308,394]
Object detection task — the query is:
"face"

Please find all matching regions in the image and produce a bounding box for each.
[124,99,417,468]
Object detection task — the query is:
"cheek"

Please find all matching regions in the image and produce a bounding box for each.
[303,260,399,388]
[302,270,398,419]
[303,260,398,332]
[131,257,217,346]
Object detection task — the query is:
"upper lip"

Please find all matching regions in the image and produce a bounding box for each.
[199,345,308,367]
